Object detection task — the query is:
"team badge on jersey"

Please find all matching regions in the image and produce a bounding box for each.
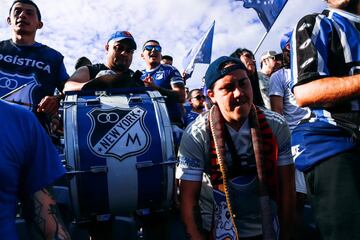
[87,107,151,161]
[155,71,164,80]
[0,70,38,110]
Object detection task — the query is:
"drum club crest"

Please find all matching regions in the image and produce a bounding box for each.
[87,107,151,161]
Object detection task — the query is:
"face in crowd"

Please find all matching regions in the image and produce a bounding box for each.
[189,90,205,111]
[208,63,253,129]
[161,58,173,65]
[326,0,360,13]
[142,41,162,67]
[8,2,43,36]
[261,54,282,73]
[282,43,291,67]
[239,51,256,76]
[105,39,134,72]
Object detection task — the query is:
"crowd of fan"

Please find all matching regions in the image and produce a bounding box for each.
[1,0,360,240]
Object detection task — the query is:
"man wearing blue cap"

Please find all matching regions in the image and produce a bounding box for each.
[64,31,137,91]
[0,0,69,130]
[177,56,295,240]
[291,0,360,239]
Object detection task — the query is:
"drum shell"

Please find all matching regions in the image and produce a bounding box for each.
[63,89,175,221]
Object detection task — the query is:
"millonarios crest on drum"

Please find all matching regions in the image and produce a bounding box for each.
[87,106,151,161]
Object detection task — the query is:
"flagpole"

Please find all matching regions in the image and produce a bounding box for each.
[252,0,289,55]
[253,31,269,55]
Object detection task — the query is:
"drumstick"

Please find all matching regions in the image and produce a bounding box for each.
[4,99,33,107]
[0,83,29,100]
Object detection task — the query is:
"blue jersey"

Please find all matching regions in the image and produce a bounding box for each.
[0,39,69,112]
[184,110,200,127]
[0,100,66,240]
[290,9,360,170]
[141,64,184,122]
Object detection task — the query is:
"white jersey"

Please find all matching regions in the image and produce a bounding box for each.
[269,68,309,131]
[269,68,308,193]
[176,108,293,237]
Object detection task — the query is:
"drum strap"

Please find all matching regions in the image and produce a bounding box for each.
[208,104,279,240]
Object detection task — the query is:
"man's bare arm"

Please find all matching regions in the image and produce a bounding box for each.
[143,75,185,103]
[278,165,296,240]
[179,179,205,240]
[293,74,360,108]
[22,188,71,240]
[63,66,91,92]
[171,83,186,103]
[270,95,284,115]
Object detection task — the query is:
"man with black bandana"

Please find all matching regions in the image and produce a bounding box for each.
[291,0,360,239]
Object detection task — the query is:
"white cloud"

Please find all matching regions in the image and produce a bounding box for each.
[0,0,326,89]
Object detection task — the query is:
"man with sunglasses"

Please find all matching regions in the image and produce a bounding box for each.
[64,31,137,91]
[183,88,206,127]
[139,40,187,239]
[141,40,186,127]
[258,50,282,109]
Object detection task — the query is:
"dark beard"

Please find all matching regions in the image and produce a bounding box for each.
[112,63,128,72]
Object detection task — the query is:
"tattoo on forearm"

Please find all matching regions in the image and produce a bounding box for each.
[24,188,71,240]
[48,202,70,240]
[32,194,47,239]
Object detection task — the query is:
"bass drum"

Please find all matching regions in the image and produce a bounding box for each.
[63,88,176,222]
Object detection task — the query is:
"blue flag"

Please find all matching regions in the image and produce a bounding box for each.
[239,0,288,31]
[182,21,215,77]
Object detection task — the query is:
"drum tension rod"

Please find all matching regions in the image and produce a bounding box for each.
[66,166,108,175]
[136,160,177,169]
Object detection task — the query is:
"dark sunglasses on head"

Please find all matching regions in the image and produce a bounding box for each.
[193,95,206,100]
[143,45,162,52]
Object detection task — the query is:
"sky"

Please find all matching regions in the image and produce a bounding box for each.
[0,0,327,89]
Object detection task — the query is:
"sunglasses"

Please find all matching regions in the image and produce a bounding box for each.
[193,95,206,100]
[143,45,162,52]
[113,44,134,54]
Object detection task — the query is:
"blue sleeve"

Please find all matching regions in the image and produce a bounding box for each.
[22,114,66,196]
[58,60,69,83]
[290,13,332,90]
[169,67,184,86]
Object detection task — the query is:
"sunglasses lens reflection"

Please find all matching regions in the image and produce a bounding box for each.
[144,45,162,52]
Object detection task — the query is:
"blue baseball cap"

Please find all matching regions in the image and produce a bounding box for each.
[204,56,247,89]
[280,31,292,50]
[107,31,137,50]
